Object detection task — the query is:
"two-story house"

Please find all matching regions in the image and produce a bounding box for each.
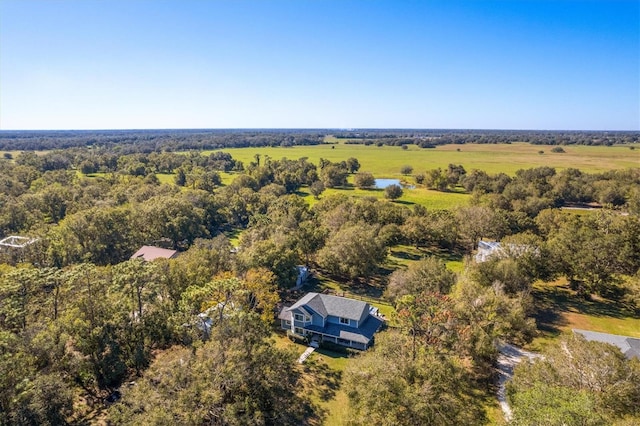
[279,292,384,350]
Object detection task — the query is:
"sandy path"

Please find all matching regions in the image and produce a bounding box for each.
[496,343,540,422]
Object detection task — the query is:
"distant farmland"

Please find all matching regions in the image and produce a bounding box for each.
[210,142,640,177]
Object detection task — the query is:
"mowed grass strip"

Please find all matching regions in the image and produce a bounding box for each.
[208,142,640,176]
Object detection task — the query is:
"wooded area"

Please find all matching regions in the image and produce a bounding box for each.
[0,128,637,151]
[0,132,638,425]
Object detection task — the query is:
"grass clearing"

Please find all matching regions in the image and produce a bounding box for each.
[387,244,465,277]
[297,182,471,210]
[156,173,174,184]
[219,171,238,186]
[1,150,50,159]
[528,279,640,352]
[223,228,243,247]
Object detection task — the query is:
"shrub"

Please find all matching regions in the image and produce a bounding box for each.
[384,184,403,200]
[319,340,348,353]
[400,165,413,175]
[287,330,309,344]
[354,171,376,189]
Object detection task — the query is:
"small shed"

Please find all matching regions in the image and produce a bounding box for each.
[475,241,502,263]
[294,266,310,289]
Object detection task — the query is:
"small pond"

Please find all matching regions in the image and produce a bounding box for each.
[374,178,401,189]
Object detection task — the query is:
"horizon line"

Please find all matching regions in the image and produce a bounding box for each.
[1,127,638,133]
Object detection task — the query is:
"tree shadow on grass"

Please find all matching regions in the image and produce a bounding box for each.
[389,248,422,261]
[531,287,566,338]
[304,275,339,294]
[392,200,415,206]
[348,278,386,299]
[389,245,464,263]
[552,285,630,318]
[532,283,635,338]
[305,270,387,300]
[303,353,345,402]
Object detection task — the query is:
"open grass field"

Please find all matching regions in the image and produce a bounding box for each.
[209,142,639,177]
[388,244,465,272]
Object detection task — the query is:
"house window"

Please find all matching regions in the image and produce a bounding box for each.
[284,320,291,326]
[295,327,305,335]
[294,313,310,322]
[339,317,349,325]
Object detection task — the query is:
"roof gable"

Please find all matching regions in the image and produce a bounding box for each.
[288,293,327,317]
[289,292,368,321]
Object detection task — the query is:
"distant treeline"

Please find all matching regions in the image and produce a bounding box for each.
[0,129,325,152]
[334,129,639,147]
[0,129,638,151]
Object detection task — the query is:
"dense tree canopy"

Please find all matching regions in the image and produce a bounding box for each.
[344,332,484,426]
[317,223,386,280]
[110,318,315,425]
[385,256,456,302]
[508,334,640,425]
[0,136,638,424]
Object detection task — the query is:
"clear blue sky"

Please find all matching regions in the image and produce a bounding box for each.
[1,0,638,130]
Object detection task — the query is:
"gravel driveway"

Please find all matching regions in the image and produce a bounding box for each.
[496,343,540,422]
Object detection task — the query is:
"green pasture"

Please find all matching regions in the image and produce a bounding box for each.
[209,142,639,176]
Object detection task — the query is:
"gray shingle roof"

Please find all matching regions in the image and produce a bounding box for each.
[277,307,291,321]
[288,292,367,321]
[626,338,640,359]
[573,329,640,360]
[304,315,383,344]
